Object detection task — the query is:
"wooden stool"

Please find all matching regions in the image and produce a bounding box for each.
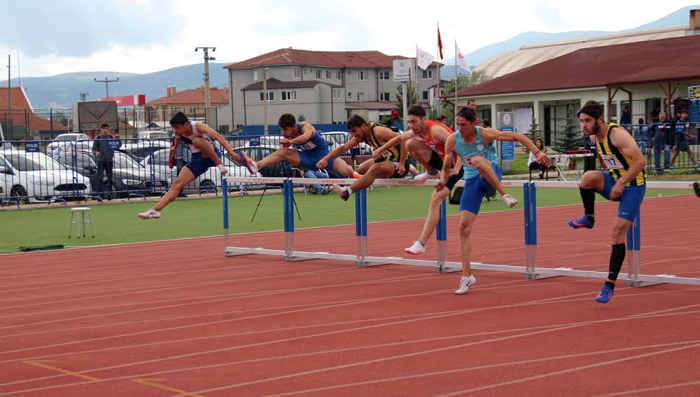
[68,207,94,239]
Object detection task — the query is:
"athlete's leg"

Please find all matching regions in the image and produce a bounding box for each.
[192,138,222,166]
[257,147,301,169]
[469,157,506,196]
[331,156,356,177]
[406,139,438,172]
[334,161,393,200]
[417,187,451,244]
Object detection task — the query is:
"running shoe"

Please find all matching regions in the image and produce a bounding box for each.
[595,284,615,303]
[352,172,362,179]
[454,275,477,295]
[405,241,426,255]
[414,172,439,182]
[568,215,594,229]
[239,150,258,174]
[503,194,518,208]
[332,184,350,201]
[216,164,229,176]
[138,208,161,220]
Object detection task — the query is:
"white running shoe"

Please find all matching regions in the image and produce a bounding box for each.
[217,164,229,176]
[454,275,476,295]
[414,172,439,182]
[503,194,518,208]
[331,184,350,201]
[138,208,161,220]
[405,240,426,255]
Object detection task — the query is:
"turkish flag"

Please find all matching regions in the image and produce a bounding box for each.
[438,26,443,60]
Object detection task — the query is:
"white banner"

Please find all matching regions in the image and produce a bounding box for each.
[416,46,434,71]
[393,59,411,82]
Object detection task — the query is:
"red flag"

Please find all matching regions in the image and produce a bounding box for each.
[437,26,444,60]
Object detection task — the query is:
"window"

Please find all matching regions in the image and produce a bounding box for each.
[379,92,391,101]
[281,91,297,101]
[332,89,342,100]
[422,91,429,100]
[357,71,367,81]
[294,68,301,79]
[316,70,322,79]
[253,70,259,81]
[378,70,390,80]
[259,92,274,102]
[325,70,331,80]
[348,92,353,98]
[358,92,364,102]
[336,71,341,80]
[422,70,433,79]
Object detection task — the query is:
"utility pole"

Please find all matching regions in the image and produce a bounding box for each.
[263,67,269,135]
[6,54,11,140]
[79,91,89,102]
[195,46,216,109]
[94,77,119,98]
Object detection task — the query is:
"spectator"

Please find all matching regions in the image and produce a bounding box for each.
[632,117,650,155]
[651,112,672,174]
[467,99,477,109]
[305,169,330,195]
[481,119,490,128]
[620,105,631,125]
[92,123,117,198]
[528,138,547,179]
[670,111,698,168]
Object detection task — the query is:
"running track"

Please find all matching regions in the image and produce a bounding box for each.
[0,195,698,396]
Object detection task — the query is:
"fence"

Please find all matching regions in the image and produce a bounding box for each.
[621,122,700,174]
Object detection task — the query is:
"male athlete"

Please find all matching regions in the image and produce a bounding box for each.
[319,114,407,200]
[440,106,549,294]
[254,113,356,178]
[568,100,647,303]
[138,112,257,219]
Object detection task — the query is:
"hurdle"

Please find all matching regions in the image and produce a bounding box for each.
[223,177,700,287]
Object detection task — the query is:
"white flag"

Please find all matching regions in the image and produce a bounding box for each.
[456,44,471,73]
[416,46,434,71]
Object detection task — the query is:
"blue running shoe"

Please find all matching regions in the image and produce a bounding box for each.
[595,285,614,303]
[568,215,594,229]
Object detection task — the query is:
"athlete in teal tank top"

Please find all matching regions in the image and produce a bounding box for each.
[454,126,499,180]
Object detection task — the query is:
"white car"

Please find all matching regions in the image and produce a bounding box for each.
[46,133,92,156]
[320,131,372,155]
[136,130,171,141]
[0,149,91,203]
[141,148,261,193]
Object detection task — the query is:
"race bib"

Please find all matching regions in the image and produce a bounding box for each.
[296,141,317,150]
[600,154,623,170]
[461,154,479,166]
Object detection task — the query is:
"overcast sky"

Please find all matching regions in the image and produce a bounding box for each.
[0,0,697,77]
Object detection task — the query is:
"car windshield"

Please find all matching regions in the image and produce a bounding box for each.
[6,152,68,171]
[114,152,143,169]
[55,135,77,142]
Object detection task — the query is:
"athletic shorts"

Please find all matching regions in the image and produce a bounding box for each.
[298,148,336,171]
[598,171,646,222]
[427,151,463,190]
[186,150,220,178]
[459,163,502,214]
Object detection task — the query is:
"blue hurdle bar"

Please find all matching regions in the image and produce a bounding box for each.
[436,200,448,272]
[223,178,229,251]
[283,179,295,260]
[626,213,642,286]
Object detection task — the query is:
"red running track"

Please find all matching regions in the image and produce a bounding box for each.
[0,195,699,397]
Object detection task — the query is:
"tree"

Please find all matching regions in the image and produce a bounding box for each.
[440,70,491,118]
[553,119,583,153]
[394,85,418,119]
[527,115,543,150]
[297,114,306,122]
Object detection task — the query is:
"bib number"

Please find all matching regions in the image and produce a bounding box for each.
[600,154,623,170]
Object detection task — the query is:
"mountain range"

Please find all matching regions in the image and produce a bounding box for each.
[1,5,697,108]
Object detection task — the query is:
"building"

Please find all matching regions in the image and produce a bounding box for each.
[449,34,700,146]
[223,48,441,129]
[143,86,230,127]
[0,87,67,140]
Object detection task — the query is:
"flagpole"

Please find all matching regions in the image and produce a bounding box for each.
[454,40,458,119]
[436,23,440,118]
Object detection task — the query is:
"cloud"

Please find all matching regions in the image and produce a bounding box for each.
[0,0,180,57]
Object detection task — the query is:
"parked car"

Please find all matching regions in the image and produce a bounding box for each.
[53,150,169,197]
[141,148,261,193]
[136,130,171,141]
[45,133,91,156]
[320,131,372,155]
[0,149,91,203]
[120,138,170,161]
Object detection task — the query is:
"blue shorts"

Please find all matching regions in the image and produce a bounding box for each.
[459,163,502,214]
[598,171,646,222]
[186,150,220,178]
[298,148,336,171]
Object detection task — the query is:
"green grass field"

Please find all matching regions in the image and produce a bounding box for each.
[0,185,690,253]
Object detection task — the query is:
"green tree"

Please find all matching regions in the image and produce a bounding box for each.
[527,115,543,149]
[440,70,491,118]
[394,85,418,118]
[553,119,583,153]
[297,114,306,122]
